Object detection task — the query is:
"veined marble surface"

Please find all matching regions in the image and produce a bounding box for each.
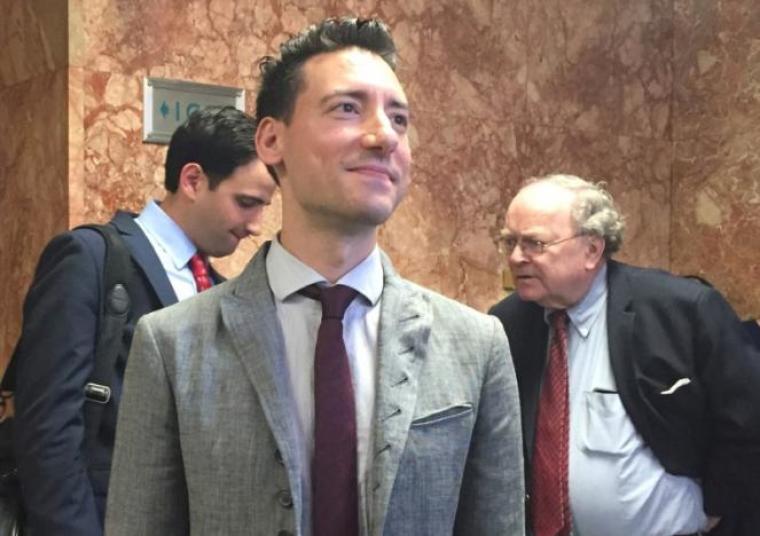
[2,0,759,368]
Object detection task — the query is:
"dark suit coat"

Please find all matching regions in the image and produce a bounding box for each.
[744,319,760,349]
[10,211,182,535]
[490,260,760,534]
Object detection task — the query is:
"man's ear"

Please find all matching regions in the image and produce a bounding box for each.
[255,117,285,169]
[585,235,606,269]
[178,163,206,201]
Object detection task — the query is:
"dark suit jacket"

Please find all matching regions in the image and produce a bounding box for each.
[490,260,760,535]
[10,211,182,535]
[744,319,760,349]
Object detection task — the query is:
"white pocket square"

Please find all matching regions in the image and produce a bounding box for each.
[660,377,691,395]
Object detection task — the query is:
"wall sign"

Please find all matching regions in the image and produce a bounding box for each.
[143,77,245,144]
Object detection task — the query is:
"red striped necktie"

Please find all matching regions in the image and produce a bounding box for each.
[189,253,213,292]
[532,310,572,536]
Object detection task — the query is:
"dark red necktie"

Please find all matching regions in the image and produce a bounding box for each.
[189,253,213,292]
[532,310,572,536]
[300,284,359,536]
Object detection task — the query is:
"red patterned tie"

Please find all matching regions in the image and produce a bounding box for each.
[189,253,213,292]
[532,310,572,536]
[300,284,359,536]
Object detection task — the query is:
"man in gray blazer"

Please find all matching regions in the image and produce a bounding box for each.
[106,17,524,536]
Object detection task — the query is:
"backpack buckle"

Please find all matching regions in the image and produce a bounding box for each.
[84,382,111,404]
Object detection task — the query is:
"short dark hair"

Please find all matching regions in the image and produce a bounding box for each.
[164,106,256,192]
[255,17,397,126]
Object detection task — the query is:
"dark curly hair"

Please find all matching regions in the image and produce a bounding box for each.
[255,17,397,126]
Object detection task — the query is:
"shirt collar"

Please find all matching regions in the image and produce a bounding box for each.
[545,262,608,338]
[135,199,197,269]
[266,237,383,306]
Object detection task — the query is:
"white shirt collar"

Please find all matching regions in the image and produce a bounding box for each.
[135,199,197,269]
[545,262,608,338]
[266,237,383,306]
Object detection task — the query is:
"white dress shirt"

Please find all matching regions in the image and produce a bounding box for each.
[134,200,201,300]
[265,238,382,535]
[557,263,708,536]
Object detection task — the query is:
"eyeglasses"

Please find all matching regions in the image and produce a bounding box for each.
[498,231,582,257]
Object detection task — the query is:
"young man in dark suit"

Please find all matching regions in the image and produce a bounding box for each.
[9,106,276,535]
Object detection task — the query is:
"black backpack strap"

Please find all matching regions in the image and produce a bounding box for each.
[1,224,132,392]
[75,224,133,448]
[1,353,17,393]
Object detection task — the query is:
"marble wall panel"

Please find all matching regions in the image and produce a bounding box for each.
[5,0,758,350]
[673,1,760,141]
[0,0,68,87]
[78,0,274,82]
[0,70,69,368]
[672,135,760,319]
[74,0,530,308]
[68,65,87,226]
[380,0,530,312]
[75,1,281,280]
[525,0,673,140]
[672,0,760,318]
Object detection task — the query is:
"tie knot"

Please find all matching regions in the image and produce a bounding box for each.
[189,253,209,275]
[550,310,567,327]
[550,310,569,339]
[549,309,568,348]
[189,253,212,292]
[301,284,358,320]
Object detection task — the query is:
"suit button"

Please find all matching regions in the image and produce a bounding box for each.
[276,489,293,509]
[274,448,284,465]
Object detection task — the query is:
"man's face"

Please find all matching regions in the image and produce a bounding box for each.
[504,183,603,309]
[192,159,276,257]
[260,47,412,233]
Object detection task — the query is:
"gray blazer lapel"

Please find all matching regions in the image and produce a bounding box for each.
[368,253,431,535]
[220,243,307,525]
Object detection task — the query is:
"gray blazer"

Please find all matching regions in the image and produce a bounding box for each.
[105,245,525,536]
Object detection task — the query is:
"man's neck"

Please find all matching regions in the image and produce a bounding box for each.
[158,193,199,249]
[157,194,184,229]
[566,260,608,309]
[279,224,378,284]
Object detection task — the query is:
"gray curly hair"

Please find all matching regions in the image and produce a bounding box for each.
[529,174,625,256]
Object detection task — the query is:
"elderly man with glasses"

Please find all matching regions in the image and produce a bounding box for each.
[490,174,760,536]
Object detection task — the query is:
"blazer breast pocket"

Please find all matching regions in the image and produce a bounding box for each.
[387,403,476,531]
[410,403,473,428]
[402,403,474,477]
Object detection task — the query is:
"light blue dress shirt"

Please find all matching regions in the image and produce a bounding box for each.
[134,200,200,300]
[555,263,707,536]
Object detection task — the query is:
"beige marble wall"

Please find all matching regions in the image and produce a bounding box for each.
[70,0,536,313]
[0,0,69,368]
[70,0,284,270]
[672,1,760,318]
[381,1,531,309]
[3,0,759,370]
[374,0,675,312]
[512,0,675,276]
